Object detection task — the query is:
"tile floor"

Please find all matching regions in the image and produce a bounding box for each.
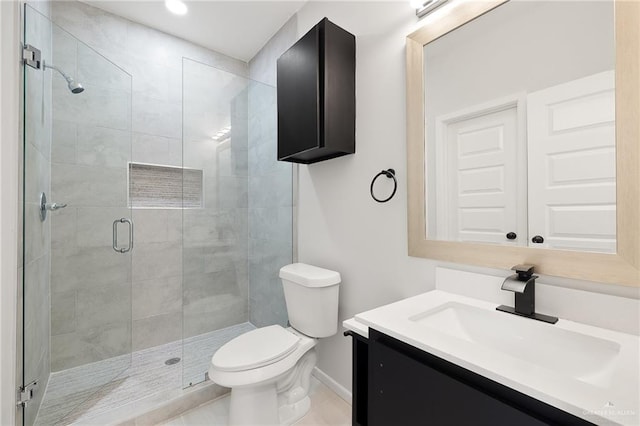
[35,323,255,425]
[160,377,351,426]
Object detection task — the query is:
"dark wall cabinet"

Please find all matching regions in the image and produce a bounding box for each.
[277,18,355,164]
[346,329,596,426]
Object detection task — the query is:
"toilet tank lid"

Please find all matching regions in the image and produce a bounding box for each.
[279,263,341,287]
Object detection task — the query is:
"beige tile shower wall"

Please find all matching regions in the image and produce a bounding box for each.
[246,82,291,327]
[50,24,133,370]
[246,16,296,328]
[182,60,249,339]
[49,0,249,370]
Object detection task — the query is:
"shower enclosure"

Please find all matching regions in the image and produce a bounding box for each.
[21,3,291,425]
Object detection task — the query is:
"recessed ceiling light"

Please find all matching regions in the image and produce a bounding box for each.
[165,0,187,16]
[211,126,232,141]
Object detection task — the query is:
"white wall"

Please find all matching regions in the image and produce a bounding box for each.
[0,1,21,424]
[294,2,435,395]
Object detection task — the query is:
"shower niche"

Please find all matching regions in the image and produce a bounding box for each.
[128,163,203,209]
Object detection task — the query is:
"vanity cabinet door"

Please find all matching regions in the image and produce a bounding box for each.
[367,329,597,426]
[348,332,369,426]
[369,340,546,425]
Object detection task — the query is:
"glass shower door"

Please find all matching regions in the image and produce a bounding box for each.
[22,5,133,425]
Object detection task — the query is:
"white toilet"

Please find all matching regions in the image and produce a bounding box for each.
[208,263,341,426]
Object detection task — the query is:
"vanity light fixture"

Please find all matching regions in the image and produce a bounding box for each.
[412,0,449,18]
[165,0,187,16]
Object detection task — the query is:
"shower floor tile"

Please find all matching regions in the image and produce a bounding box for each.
[35,322,255,426]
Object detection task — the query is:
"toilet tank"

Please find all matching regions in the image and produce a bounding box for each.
[279,263,341,338]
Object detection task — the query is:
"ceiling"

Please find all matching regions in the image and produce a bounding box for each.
[83,1,306,62]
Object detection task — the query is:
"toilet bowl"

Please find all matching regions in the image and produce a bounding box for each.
[208,263,341,425]
[209,326,317,425]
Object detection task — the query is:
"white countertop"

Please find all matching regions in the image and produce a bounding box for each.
[343,290,640,426]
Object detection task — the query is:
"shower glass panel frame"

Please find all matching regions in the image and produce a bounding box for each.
[22,5,133,425]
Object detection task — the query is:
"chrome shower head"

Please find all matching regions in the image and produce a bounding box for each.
[43,61,84,94]
[67,79,84,94]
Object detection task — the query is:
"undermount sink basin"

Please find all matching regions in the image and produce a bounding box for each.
[409,302,621,388]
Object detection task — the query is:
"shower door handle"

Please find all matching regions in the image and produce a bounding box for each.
[112,218,134,253]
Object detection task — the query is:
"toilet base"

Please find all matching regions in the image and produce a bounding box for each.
[229,384,279,425]
[279,394,311,425]
[226,349,317,425]
[227,387,311,426]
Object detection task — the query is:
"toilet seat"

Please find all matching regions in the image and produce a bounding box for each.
[209,327,317,388]
[212,325,301,372]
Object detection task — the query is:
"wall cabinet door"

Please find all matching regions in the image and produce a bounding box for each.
[277,18,355,164]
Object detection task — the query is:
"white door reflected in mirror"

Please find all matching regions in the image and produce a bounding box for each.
[424,0,616,254]
[434,97,525,246]
[527,71,616,253]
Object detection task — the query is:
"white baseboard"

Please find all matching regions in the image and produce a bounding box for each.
[312,367,352,405]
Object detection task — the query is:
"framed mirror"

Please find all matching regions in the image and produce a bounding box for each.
[406,0,639,286]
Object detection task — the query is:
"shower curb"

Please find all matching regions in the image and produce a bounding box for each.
[88,380,229,426]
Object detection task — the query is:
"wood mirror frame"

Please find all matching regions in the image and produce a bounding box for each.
[406,0,640,286]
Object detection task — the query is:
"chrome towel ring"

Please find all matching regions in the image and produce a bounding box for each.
[370,169,397,203]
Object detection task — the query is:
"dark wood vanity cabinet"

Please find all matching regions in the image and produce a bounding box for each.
[347,329,595,426]
[347,331,369,426]
[276,18,355,164]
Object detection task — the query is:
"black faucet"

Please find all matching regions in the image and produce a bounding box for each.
[496,265,558,324]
